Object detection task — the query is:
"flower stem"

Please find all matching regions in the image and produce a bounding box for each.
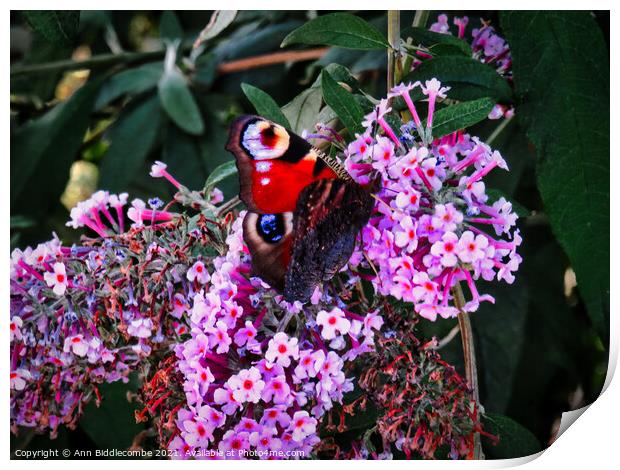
[387,10,401,94]
[452,282,485,460]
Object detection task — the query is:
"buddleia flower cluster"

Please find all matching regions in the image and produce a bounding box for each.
[10,160,383,459]
[428,13,514,120]
[344,79,522,322]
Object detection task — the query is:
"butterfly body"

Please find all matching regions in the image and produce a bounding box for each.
[226,115,375,302]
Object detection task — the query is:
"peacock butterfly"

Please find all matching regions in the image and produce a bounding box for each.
[226,115,376,303]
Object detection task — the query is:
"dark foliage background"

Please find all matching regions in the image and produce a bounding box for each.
[10,10,609,459]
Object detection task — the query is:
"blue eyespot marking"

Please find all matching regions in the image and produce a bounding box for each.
[257,214,285,243]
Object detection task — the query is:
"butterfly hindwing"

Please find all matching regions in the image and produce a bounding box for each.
[283,179,375,302]
[226,115,339,214]
[242,212,293,291]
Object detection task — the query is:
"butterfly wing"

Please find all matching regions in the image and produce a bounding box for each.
[283,178,375,302]
[226,115,339,214]
[242,212,293,291]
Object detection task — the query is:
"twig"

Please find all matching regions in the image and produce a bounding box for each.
[452,282,485,460]
[485,115,513,147]
[216,48,328,74]
[434,324,460,350]
[387,10,401,94]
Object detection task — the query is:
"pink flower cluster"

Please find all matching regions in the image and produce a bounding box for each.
[10,232,144,436]
[344,80,522,321]
[169,213,383,459]
[428,14,513,120]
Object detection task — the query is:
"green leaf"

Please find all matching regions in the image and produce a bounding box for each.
[204,160,238,194]
[99,94,162,192]
[80,377,145,450]
[501,11,610,340]
[403,27,471,56]
[158,67,205,135]
[404,56,513,102]
[282,87,323,134]
[192,52,219,87]
[241,83,291,128]
[320,70,365,136]
[10,76,103,205]
[23,11,80,46]
[95,62,163,109]
[159,11,184,40]
[282,13,389,50]
[193,10,238,49]
[482,413,542,459]
[427,97,496,139]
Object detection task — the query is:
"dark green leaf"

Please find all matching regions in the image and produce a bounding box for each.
[80,377,145,450]
[159,11,184,40]
[23,11,80,46]
[501,11,610,340]
[320,70,365,136]
[404,56,513,102]
[95,62,163,109]
[403,26,472,56]
[10,77,103,205]
[204,160,238,194]
[282,13,389,50]
[192,52,219,87]
[158,68,205,135]
[482,413,542,459]
[99,94,162,192]
[241,83,291,128]
[471,279,529,413]
[427,97,496,139]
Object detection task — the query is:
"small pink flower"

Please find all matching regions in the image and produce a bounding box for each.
[207,320,232,354]
[458,231,489,263]
[63,334,89,357]
[127,199,146,227]
[233,320,258,347]
[43,262,68,296]
[187,261,210,284]
[127,318,153,338]
[394,216,418,253]
[316,308,351,340]
[150,161,167,177]
[430,231,460,267]
[10,317,23,342]
[265,332,299,367]
[433,203,463,232]
[10,369,30,391]
[288,411,317,442]
[262,375,291,404]
[228,367,265,404]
